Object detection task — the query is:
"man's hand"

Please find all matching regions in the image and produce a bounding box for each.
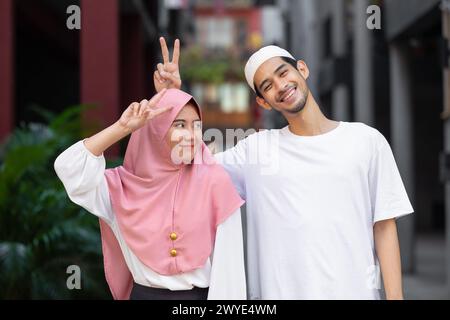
[153,37,182,92]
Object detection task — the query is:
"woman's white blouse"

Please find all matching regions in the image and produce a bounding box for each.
[54,141,246,300]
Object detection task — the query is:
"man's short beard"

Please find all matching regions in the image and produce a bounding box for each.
[285,87,309,115]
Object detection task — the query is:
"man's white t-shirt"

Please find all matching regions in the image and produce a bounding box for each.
[215,121,414,300]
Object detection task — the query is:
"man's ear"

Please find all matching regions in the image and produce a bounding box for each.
[297,60,310,80]
[256,96,272,111]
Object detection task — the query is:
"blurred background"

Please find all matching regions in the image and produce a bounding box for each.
[0,0,449,299]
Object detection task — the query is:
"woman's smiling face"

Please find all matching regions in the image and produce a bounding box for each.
[165,102,202,165]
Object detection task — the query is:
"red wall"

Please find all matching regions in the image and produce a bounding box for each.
[81,0,120,157]
[0,0,14,143]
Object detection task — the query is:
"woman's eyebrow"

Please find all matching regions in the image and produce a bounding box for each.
[173,118,201,123]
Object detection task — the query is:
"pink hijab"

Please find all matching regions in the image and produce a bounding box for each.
[99,89,244,300]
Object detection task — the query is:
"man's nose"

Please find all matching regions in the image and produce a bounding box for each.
[274,78,288,91]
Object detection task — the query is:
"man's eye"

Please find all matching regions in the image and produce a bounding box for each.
[264,85,272,92]
[280,70,288,77]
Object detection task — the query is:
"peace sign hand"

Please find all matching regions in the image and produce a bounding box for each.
[153,37,182,93]
[118,89,172,134]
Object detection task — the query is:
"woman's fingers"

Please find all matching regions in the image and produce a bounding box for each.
[154,70,164,84]
[157,63,165,76]
[132,102,139,117]
[160,37,170,64]
[138,99,148,117]
[139,99,148,108]
[160,71,180,86]
[157,63,171,84]
[128,102,138,118]
[148,88,167,108]
[172,39,180,65]
[160,36,180,65]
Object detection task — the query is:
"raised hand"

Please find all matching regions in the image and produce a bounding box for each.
[118,89,172,134]
[153,37,182,93]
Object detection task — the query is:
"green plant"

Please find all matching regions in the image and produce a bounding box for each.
[0,105,116,299]
[181,46,246,84]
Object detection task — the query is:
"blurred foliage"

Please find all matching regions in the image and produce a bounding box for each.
[0,105,117,299]
[181,46,246,84]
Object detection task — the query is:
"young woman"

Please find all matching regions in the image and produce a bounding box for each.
[54,88,246,300]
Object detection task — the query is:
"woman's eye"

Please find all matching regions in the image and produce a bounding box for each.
[264,85,272,92]
[281,71,288,77]
[174,123,184,128]
[194,122,202,129]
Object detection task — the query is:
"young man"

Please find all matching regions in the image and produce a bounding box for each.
[155,40,413,300]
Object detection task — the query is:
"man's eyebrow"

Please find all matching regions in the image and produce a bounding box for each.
[274,63,287,74]
[259,79,270,91]
[258,63,287,90]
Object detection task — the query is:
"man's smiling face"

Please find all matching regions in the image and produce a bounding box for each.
[253,57,310,116]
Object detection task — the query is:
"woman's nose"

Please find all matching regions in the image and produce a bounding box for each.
[183,129,195,141]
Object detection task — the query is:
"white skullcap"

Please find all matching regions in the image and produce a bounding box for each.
[244,45,295,92]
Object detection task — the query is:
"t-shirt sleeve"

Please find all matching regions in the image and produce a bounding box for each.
[369,132,414,224]
[214,138,248,200]
[208,208,247,300]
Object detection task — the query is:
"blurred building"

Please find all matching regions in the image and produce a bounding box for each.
[0,0,275,152]
[1,0,281,157]
[276,0,450,296]
[1,0,449,298]
[179,0,260,130]
[0,0,169,156]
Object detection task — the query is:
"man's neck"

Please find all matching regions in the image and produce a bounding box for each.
[284,94,340,137]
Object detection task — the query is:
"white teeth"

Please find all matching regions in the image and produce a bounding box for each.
[286,90,294,99]
[282,88,295,102]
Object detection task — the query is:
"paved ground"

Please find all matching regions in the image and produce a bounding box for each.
[403,235,449,300]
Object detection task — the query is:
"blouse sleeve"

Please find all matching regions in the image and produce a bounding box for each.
[54,140,114,225]
[207,208,247,300]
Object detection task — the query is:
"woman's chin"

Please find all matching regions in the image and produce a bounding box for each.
[170,152,196,165]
